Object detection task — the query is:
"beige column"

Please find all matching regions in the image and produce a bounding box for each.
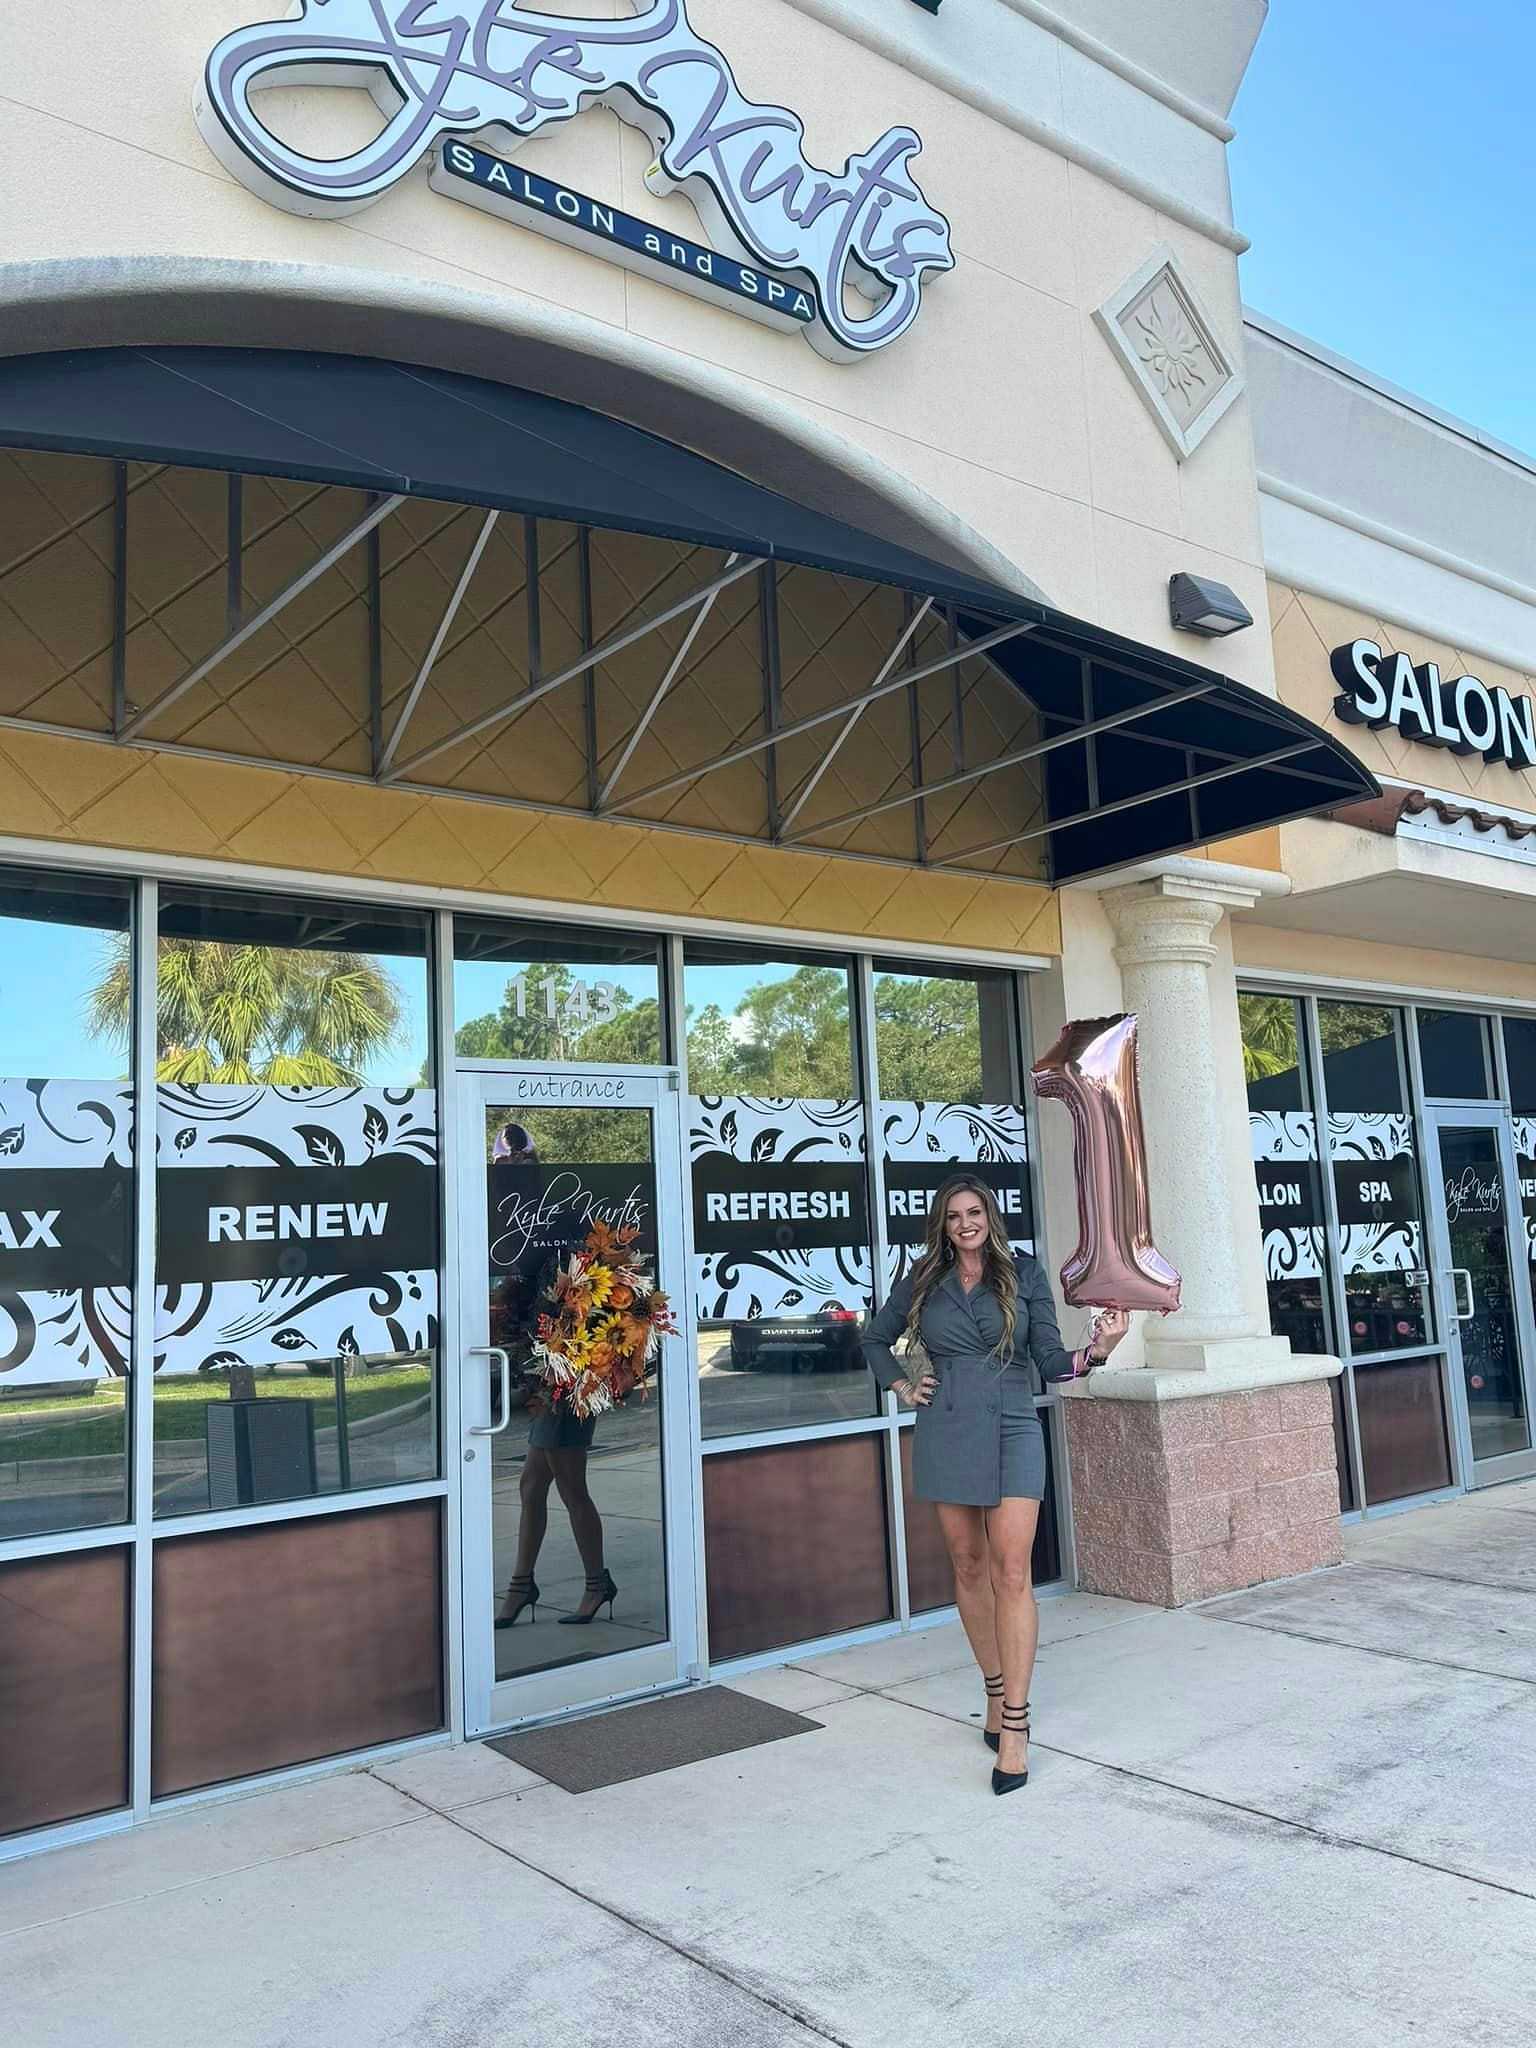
[1101,865,1286,1370]
[1053,858,1344,1607]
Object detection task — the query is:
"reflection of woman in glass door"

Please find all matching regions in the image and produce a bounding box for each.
[491,1125,619,1631]
[495,1398,618,1630]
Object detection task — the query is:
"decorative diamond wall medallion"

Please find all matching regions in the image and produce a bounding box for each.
[1094,246,1244,461]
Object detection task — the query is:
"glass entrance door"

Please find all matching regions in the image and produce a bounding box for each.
[459,1068,697,1733]
[1425,1109,1536,1487]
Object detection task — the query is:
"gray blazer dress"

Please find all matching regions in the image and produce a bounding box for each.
[863,1254,1080,1507]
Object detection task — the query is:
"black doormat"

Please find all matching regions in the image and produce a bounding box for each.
[484,1685,822,1792]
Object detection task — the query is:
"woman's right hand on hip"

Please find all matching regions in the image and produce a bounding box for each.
[895,1373,938,1408]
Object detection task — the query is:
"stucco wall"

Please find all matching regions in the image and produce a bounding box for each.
[0,725,1061,956]
[1270,581,1536,810]
[1232,919,1536,1006]
[0,0,1275,692]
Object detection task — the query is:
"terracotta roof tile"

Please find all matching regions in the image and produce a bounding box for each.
[1328,789,1536,842]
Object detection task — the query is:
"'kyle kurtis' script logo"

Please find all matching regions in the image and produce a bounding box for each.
[1443,1166,1501,1223]
[197,0,954,361]
[491,1172,649,1267]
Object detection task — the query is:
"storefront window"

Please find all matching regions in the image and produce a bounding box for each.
[1318,1001,1433,1356]
[873,962,1032,1290]
[1417,1009,1493,1099]
[1240,992,1332,1355]
[684,946,876,1437]
[0,867,133,1540]
[1500,1016,1536,1317]
[454,918,663,1065]
[149,890,438,1516]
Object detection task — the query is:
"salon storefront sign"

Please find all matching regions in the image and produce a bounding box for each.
[196,0,953,362]
[1332,639,1536,771]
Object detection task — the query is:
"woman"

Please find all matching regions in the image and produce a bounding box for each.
[863,1178,1127,1794]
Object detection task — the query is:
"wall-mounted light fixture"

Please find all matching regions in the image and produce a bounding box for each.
[1168,572,1254,639]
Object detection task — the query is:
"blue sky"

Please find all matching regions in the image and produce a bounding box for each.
[1231,0,1536,456]
[0,926,127,1080]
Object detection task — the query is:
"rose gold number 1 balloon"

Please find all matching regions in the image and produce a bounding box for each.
[1031,1014,1182,1314]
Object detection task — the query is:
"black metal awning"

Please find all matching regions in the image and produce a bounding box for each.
[0,347,1376,884]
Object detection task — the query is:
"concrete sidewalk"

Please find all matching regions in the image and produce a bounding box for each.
[8,1483,1536,2048]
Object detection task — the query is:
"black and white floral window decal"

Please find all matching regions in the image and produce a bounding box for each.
[1250,1109,1324,1282]
[1515,1118,1536,1263]
[154,1085,438,1375]
[689,1097,871,1322]
[880,1102,1033,1289]
[1329,1112,1422,1274]
[0,1079,134,1382]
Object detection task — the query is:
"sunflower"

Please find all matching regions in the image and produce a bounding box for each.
[586,1263,615,1310]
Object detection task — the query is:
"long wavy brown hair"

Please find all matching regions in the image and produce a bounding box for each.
[906,1176,1019,1362]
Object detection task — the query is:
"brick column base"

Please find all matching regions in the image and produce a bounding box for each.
[1062,1377,1344,1607]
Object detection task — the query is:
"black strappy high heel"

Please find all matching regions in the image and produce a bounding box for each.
[494,1574,539,1629]
[991,1702,1031,1796]
[983,1673,1030,1753]
[558,1569,618,1625]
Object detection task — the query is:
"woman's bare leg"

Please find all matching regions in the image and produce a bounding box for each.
[509,1448,553,1582]
[936,1502,1002,1734]
[549,1447,609,1615]
[987,1497,1041,1776]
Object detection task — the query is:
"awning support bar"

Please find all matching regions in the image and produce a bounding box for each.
[116,492,405,744]
[937,740,1317,867]
[110,464,128,731]
[776,596,934,838]
[597,555,741,809]
[781,679,1219,845]
[613,617,1037,815]
[378,509,499,774]
[383,552,762,784]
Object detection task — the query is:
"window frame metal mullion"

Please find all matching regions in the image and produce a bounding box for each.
[855,953,908,1624]
[431,907,466,1741]
[1409,1008,1484,1498]
[664,932,713,1675]
[1301,992,1368,1516]
[129,876,159,1817]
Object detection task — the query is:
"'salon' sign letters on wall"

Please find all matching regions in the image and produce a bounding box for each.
[1332,640,1536,772]
[196,0,954,362]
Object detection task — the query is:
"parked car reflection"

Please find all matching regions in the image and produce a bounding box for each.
[722,1304,862,1373]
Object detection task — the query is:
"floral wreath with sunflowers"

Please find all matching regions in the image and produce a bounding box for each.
[526,1221,677,1422]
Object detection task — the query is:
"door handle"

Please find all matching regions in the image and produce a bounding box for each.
[1448,1269,1476,1321]
[468,1347,512,1436]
